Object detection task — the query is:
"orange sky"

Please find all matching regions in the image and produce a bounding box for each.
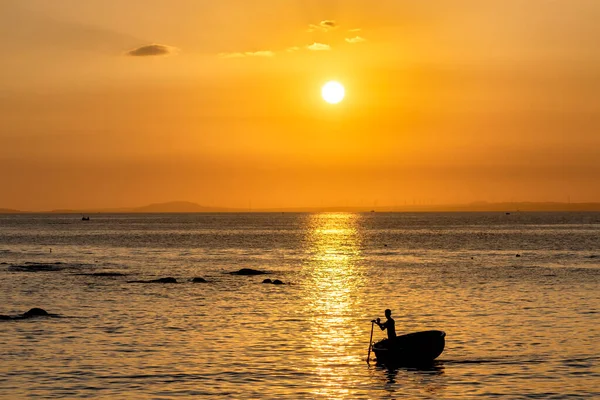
[1,0,599,210]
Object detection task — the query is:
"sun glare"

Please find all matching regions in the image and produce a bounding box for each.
[321,81,345,104]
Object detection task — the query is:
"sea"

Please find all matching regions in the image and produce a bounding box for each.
[0,212,598,399]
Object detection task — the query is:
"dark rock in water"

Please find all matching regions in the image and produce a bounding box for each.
[128,277,178,283]
[23,308,49,317]
[9,263,63,272]
[589,255,598,259]
[191,277,207,283]
[155,277,177,283]
[1,308,53,320]
[262,278,285,285]
[229,268,268,276]
[516,254,521,257]
[1,262,7,265]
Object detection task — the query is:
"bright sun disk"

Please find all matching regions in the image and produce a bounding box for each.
[322,81,345,104]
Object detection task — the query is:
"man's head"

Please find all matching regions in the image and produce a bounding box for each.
[385,309,392,318]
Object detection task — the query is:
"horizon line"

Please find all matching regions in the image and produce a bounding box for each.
[2,200,600,214]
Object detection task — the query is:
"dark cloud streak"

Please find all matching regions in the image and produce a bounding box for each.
[308,20,338,32]
[127,44,175,57]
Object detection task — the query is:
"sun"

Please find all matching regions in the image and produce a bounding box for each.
[321,81,345,104]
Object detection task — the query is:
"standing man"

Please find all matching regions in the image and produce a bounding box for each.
[373,309,396,340]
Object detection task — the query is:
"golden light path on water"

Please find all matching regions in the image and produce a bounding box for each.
[302,213,366,398]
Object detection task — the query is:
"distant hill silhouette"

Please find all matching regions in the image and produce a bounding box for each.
[130,201,236,213]
[0,208,23,214]
[392,202,600,212]
[1,201,600,213]
[254,202,600,212]
[44,201,237,213]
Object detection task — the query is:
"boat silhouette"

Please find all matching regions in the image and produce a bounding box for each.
[372,330,446,366]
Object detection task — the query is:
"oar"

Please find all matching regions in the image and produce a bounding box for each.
[367,321,375,363]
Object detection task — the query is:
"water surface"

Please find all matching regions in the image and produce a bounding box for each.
[1,212,598,398]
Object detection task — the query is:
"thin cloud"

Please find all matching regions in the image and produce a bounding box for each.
[218,52,245,58]
[345,36,367,44]
[218,50,274,58]
[348,28,362,33]
[246,50,274,57]
[127,44,177,57]
[308,20,338,32]
[286,46,300,53]
[307,42,331,51]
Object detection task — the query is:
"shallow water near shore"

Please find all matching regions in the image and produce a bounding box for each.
[1,212,599,399]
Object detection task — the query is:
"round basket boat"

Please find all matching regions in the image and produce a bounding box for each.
[372,330,446,366]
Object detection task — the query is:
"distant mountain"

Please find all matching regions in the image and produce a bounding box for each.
[250,202,600,212]
[5,201,600,214]
[130,201,236,213]
[45,201,237,213]
[0,208,23,214]
[48,207,132,214]
[397,202,600,212]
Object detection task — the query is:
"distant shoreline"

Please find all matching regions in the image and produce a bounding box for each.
[2,201,600,214]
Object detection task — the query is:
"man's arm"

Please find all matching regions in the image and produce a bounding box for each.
[374,319,387,331]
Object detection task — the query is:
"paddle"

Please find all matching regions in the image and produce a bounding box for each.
[367,321,375,363]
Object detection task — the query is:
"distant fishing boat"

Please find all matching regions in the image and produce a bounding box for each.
[81,216,90,221]
[371,330,446,366]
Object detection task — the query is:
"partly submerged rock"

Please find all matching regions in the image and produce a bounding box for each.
[23,308,49,317]
[1,308,53,320]
[229,268,268,276]
[191,277,208,283]
[9,263,64,272]
[127,277,178,284]
[262,278,285,285]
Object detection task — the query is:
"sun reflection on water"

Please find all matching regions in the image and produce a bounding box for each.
[302,213,366,398]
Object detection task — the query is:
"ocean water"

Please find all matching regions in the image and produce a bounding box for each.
[0,212,598,399]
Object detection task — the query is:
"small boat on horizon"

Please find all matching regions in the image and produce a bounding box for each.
[81,216,90,221]
[372,330,446,366]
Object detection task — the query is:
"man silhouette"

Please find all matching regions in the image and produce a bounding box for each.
[373,309,396,340]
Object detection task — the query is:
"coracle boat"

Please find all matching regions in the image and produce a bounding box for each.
[372,330,446,366]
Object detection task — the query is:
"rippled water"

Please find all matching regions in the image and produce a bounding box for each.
[1,212,599,399]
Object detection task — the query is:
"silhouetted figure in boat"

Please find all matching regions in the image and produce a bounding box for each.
[372,309,396,341]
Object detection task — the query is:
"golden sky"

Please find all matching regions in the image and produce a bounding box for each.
[1,0,599,210]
